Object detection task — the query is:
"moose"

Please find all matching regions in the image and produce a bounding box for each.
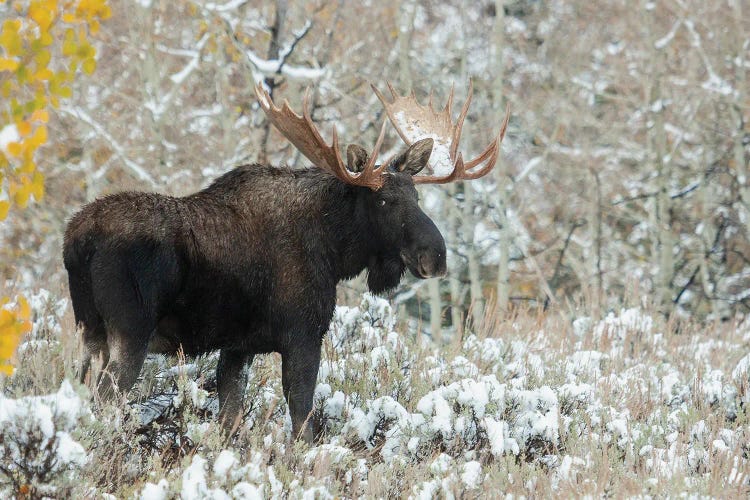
[64,82,510,442]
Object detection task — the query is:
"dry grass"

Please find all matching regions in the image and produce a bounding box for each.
[1,288,749,498]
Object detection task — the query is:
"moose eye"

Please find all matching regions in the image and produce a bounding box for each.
[379,199,386,207]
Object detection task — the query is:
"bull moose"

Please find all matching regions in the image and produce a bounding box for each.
[63,82,510,442]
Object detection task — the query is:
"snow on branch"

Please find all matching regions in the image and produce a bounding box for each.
[218,15,324,85]
[144,33,210,122]
[60,106,157,187]
[683,20,734,97]
[203,0,248,13]
[654,19,681,50]
[245,40,324,82]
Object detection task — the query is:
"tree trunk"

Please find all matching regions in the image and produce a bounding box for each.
[492,0,510,313]
[590,169,603,316]
[651,75,674,313]
[260,0,288,162]
[731,0,749,236]
[447,184,464,334]
[397,0,416,91]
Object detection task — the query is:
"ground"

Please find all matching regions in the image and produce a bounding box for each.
[1,290,749,497]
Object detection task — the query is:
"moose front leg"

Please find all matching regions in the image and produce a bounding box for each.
[281,344,321,443]
[217,349,253,432]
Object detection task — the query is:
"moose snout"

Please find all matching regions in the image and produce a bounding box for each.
[416,248,447,278]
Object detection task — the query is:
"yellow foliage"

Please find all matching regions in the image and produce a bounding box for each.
[0,57,19,71]
[0,1,110,375]
[0,0,110,221]
[0,295,31,376]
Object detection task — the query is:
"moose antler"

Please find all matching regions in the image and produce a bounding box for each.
[255,83,389,190]
[372,81,511,184]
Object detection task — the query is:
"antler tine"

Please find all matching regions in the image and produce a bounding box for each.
[463,101,510,172]
[443,83,455,116]
[447,80,473,162]
[386,81,399,99]
[301,87,346,169]
[360,119,389,180]
[417,105,503,186]
[371,82,411,146]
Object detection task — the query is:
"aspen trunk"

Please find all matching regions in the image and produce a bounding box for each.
[447,184,464,334]
[492,0,510,313]
[732,0,749,236]
[651,76,674,313]
[464,178,484,325]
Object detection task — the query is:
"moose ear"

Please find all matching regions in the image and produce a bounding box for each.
[390,138,434,176]
[346,144,369,173]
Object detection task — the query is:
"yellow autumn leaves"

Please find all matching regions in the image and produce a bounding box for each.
[0,296,31,375]
[1,1,110,375]
[0,0,111,219]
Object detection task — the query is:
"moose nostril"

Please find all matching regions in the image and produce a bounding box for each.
[418,253,439,278]
[417,258,428,277]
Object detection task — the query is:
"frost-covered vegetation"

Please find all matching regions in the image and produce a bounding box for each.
[1,289,749,497]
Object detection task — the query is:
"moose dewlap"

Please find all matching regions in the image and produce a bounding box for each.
[63,82,509,442]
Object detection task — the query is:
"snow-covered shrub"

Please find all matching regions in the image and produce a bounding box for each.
[139,451,270,499]
[0,381,90,497]
[138,449,349,499]
[593,308,655,354]
[3,285,750,497]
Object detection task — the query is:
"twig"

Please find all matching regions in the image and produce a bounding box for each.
[59,106,157,187]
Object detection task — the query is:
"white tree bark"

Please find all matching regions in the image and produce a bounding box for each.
[464,170,484,326]
[651,75,674,312]
[447,184,465,334]
[397,0,416,91]
[492,0,510,313]
[731,0,749,236]
[589,168,603,316]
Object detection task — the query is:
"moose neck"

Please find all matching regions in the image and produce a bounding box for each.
[314,174,380,283]
[197,164,387,289]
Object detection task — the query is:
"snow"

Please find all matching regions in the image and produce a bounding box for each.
[460,460,482,489]
[140,479,169,500]
[391,110,454,176]
[654,20,681,49]
[244,48,325,81]
[54,431,88,466]
[511,386,560,447]
[484,418,517,457]
[203,0,247,12]
[732,352,750,380]
[0,123,19,155]
[181,455,209,500]
[231,482,263,499]
[416,390,454,437]
[430,453,453,475]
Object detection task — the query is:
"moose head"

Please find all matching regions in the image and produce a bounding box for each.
[255,82,511,293]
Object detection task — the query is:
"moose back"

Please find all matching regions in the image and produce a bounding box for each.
[64,82,509,442]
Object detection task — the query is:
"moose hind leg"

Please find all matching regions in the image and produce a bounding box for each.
[79,322,108,384]
[89,247,170,401]
[96,320,153,401]
[217,349,253,432]
[66,266,108,384]
[281,344,321,443]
